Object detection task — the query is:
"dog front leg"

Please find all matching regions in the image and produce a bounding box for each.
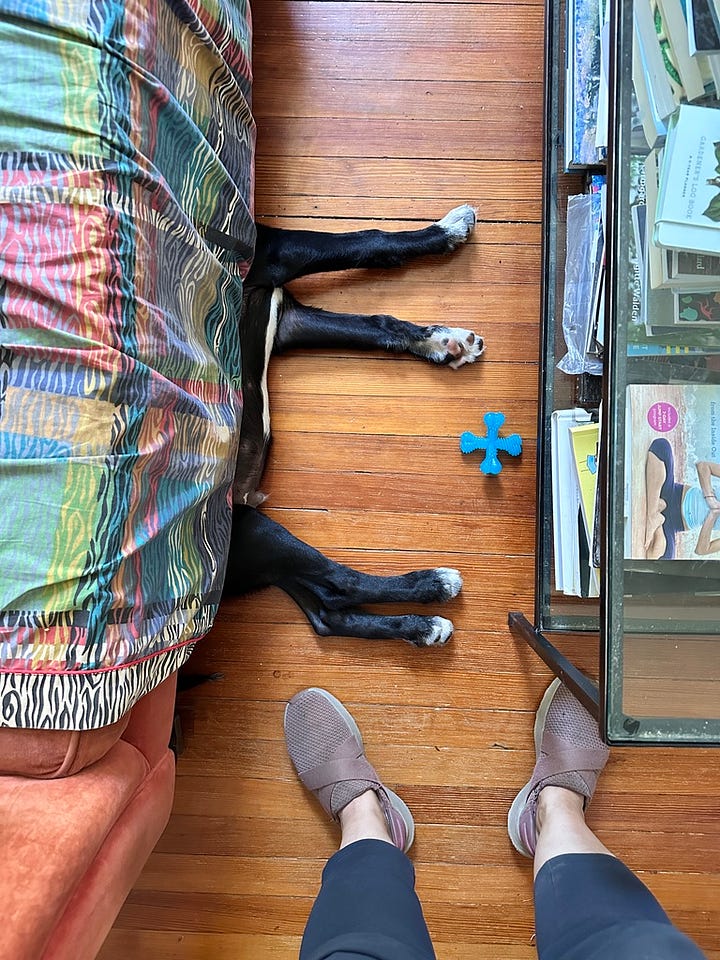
[274,289,484,369]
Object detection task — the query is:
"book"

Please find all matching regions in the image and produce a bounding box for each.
[569,421,601,558]
[595,0,611,151]
[701,50,720,98]
[627,152,720,353]
[626,383,720,560]
[586,182,607,355]
[646,148,720,294]
[665,249,720,287]
[654,104,720,254]
[645,149,667,290]
[635,0,684,123]
[675,289,720,321]
[632,32,669,146]
[688,0,720,52]
[551,408,600,596]
[565,0,604,167]
[658,0,707,98]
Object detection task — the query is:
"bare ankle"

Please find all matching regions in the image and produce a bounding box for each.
[338,789,392,847]
[536,785,585,835]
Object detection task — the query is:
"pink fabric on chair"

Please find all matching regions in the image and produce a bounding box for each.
[3,741,150,959]
[44,750,176,960]
[0,716,130,779]
[0,674,177,960]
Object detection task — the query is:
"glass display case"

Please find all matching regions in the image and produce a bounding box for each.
[510,0,720,745]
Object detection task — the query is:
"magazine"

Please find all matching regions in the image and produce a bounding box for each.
[569,421,601,553]
[626,383,720,560]
[551,409,599,596]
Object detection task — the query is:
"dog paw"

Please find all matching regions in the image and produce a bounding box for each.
[434,568,463,600]
[418,617,454,647]
[436,204,477,249]
[417,326,485,368]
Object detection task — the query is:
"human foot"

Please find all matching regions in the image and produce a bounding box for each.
[507,679,609,857]
[284,688,415,852]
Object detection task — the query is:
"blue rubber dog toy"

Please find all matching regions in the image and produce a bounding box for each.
[460,412,522,475]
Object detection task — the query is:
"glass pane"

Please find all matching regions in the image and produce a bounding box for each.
[538,0,603,632]
[603,0,720,743]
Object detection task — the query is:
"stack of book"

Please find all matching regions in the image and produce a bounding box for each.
[632,0,720,147]
[630,103,720,354]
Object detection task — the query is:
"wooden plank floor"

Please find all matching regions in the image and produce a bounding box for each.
[99,2,720,957]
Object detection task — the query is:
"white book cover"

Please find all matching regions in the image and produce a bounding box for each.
[655,104,720,253]
[658,0,706,99]
[634,0,680,122]
[632,33,669,147]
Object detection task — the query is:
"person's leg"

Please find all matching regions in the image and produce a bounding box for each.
[645,445,669,551]
[284,688,436,960]
[508,680,708,960]
[645,438,689,559]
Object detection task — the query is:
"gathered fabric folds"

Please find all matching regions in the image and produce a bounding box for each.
[0,0,256,728]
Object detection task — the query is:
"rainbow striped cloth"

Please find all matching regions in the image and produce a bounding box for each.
[0,0,255,728]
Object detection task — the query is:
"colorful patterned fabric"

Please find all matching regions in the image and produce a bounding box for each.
[0,0,256,728]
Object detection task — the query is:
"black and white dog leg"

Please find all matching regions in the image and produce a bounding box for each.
[412,325,485,368]
[435,204,477,250]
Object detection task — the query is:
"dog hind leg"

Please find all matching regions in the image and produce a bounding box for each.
[274,289,483,368]
[283,580,454,648]
[224,507,460,645]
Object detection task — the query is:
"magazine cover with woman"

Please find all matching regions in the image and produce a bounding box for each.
[627,383,720,560]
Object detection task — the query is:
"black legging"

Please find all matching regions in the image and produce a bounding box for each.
[648,437,686,559]
[299,841,707,960]
[534,853,707,959]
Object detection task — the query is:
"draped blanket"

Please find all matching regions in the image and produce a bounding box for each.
[0,0,255,728]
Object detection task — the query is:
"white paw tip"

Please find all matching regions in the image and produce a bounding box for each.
[436,204,477,243]
[435,567,463,598]
[426,617,454,646]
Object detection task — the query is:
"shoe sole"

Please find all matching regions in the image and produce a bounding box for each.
[284,687,415,853]
[507,677,562,857]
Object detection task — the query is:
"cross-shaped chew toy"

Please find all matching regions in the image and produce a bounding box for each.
[460,411,522,475]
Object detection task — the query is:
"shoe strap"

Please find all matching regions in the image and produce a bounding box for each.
[533,733,608,790]
[300,734,380,793]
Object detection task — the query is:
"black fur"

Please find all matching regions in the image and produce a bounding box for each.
[224,507,461,647]
[227,207,483,645]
